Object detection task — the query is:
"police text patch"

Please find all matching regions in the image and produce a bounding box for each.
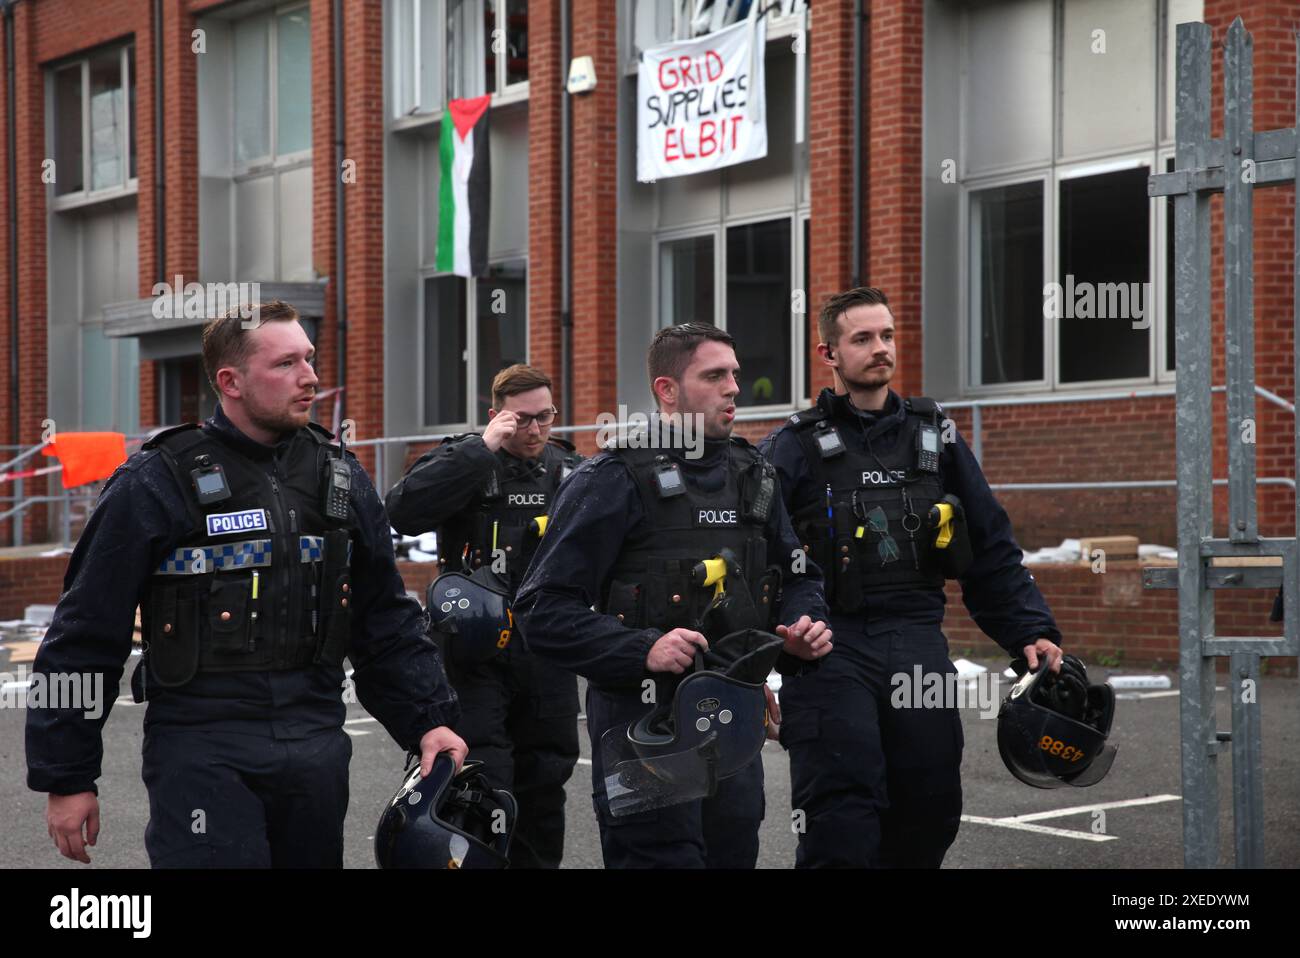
[507,492,548,508]
[693,508,738,527]
[206,508,270,537]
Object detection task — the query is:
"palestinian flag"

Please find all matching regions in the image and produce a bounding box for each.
[436,95,492,278]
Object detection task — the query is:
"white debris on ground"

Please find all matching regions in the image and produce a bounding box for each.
[1022,539,1082,564]
[393,531,439,562]
[1021,539,1178,564]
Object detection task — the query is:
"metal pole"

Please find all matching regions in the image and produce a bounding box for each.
[1223,20,1257,544]
[1172,20,1219,869]
[1228,651,1264,867]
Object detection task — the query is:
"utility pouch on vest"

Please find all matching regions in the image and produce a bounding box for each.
[929,493,973,579]
[146,585,201,687]
[315,529,353,667]
[605,579,643,627]
[831,506,863,613]
[207,576,254,655]
[754,565,781,629]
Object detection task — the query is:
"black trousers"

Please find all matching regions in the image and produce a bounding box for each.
[778,620,964,868]
[586,684,765,869]
[449,644,580,869]
[141,727,352,868]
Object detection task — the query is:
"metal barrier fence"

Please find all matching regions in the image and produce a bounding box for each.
[1,382,1294,550]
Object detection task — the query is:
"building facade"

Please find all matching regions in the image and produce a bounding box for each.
[0,0,1296,664]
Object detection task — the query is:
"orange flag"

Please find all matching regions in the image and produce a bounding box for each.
[40,432,128,488]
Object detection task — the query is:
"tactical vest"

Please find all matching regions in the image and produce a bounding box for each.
[451,437,582,593]
[788,398,949,613]
[598,440,780,637]
[137,421,359,693]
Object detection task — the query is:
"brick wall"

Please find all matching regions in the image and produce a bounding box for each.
[807,0,855,400]
[865,0,924,398]
[567,0,619,457]
[0,554,71,619]
[527,0,563,408]
[341,0,385,473]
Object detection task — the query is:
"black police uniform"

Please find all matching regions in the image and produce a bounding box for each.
[25,405,460,868]
[760,387,1061,868]
[513,433,828,869]
[384,432,582,869]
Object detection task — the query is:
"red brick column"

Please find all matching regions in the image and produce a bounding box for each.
[807,0,855,400]
[341,0,385,472]
[13,1,46,543]
[0,9,13,543]
[568,0,618,453]
[865,0,924,397]
[309,0,339,414]
[527,0,564,404]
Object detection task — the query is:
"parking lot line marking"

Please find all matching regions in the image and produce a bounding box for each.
[1008,794,1181,823]
[344,728,372,737]
[960,815,1117,842]
[577,758,592,766]
[344,716,378,726]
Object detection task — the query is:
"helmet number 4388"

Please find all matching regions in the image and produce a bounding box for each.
[1038,735,1084,762]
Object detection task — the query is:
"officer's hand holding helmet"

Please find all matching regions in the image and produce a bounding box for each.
[997,653,1117,789]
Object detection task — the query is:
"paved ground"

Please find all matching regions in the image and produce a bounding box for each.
[3,653,1297,868]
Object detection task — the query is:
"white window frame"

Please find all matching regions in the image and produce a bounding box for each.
[390,0,529,130]
[652,211,806,415]
[960,171,1051,397]
[1155,149,1176,382]
[48,44,137,212]
[226,2,313,282]
[1051,154,1158,392]
[419,257,531,431]
[624,0,808,71]
[957,0,1191,397]
[232,1,313,177]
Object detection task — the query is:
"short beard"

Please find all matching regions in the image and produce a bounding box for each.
[244,394,309,438]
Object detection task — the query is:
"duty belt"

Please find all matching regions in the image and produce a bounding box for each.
[155,536,352,575]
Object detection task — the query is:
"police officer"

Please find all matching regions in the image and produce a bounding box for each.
[384,363,582,869]
[514,323,832,869]
[760,287,1064,868]
[27,301,466,868]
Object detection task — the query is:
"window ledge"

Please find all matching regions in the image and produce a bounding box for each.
[50,181,139,213]
[946,383,1177,409]
[390,83,530,134]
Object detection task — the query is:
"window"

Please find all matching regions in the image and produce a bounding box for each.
[727,219,791,406]
[234,5,312,170]
[50,44,136,201]
[659,235,714,327]
[423,261,528,427]
[969,182,1045,387]
[657,217,801,409]
[1058,167,1150,383]
[631,0,808,50]
[392,0,527,119]
[960,0,1200,392]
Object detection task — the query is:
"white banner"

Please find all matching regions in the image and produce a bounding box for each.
[636,16,767,182]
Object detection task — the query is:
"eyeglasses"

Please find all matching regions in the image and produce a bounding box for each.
[514,407,558,429]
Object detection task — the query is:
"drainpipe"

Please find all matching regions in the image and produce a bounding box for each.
[851,0,865,288]
[4,1,17,471]
[559,0,572,425]
[332,0,347,426]
[153,0,164,287]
